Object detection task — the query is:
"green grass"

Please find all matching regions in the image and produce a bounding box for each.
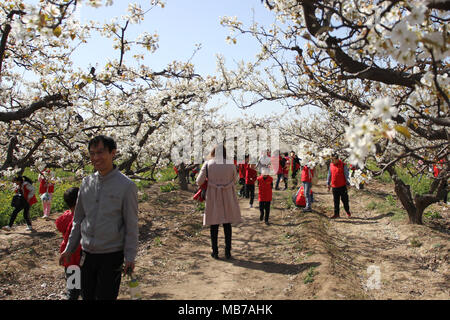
[364,195,406,221]
[304,266,318,284]
[160,182,179,193]
[424,210,442,219]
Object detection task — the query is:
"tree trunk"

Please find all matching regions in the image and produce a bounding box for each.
[177,163,189,191]
[393,178,423,225]
[387,166,447,225]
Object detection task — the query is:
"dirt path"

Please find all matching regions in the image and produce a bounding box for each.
[0,179,448,300]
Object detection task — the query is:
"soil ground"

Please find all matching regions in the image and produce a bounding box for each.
[0,178,448,300]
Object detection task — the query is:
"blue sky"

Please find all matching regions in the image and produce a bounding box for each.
[72,0,297,120]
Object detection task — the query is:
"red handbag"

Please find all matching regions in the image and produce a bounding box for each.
[193,164,208,202]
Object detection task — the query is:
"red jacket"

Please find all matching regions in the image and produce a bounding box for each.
[271,156,284,175]
[283,156,290,175]
[238,163,248,179]
[329,160,347,188]
[301,166,314,183]
[245,167,258,185]
[55,210,82,267]
[39,178,54,194]
[18,182,37,206]
[257,175,273,202]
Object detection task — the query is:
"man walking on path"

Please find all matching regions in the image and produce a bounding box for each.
[327,153,351,219]
[59,135,139,300]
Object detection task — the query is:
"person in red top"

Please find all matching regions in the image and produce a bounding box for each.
[3,175,37,231]
[282,152,290,190]
[55,187,82,300]
[433,158,448,203]
[245,163,258,208]
[238,155,249,198]
[39,168,55,219]
[327,153,351,219]
[257,168,273,225]
[290,151,301,189]
[301,164,315,212]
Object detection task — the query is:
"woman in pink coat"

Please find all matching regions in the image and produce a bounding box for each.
[196,145,242,260]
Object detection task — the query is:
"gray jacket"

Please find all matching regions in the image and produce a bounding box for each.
[65,167,139,262]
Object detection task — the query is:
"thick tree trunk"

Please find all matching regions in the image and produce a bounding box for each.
[177,163,189,191]
[392,177,423,224]
[387,166,447,225]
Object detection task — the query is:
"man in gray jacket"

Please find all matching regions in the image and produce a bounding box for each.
[59,135,139,300]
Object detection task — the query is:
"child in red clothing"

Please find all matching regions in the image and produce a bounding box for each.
[55,187,81,300]
[38,168,55,219]
[245,164,258,208]
[257,169,273,225]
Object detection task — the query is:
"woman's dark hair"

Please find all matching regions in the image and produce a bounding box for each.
[13,175,33,184]
[88,135,117,152]
[207,144,227,161]
[64,187,79,208]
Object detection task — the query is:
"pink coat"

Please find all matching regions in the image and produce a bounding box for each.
[196,159,242,226]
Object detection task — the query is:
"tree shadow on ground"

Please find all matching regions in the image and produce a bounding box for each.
[227,259,321,275]
[16,231,56,238]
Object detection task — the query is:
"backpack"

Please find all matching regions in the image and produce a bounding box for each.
[292,186,314,207]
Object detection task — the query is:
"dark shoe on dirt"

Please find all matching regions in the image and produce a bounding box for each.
[346,211,351,217]
[330,214,339,219]
[211,252,219,259]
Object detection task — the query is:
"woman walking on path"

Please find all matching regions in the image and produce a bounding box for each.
[196,145,242,260]
[3,175,37,231]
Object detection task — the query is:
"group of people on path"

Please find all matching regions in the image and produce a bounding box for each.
[3,135,139,301]
[4,131,447,301]
[2,169,55,232]
[0,137,356,301]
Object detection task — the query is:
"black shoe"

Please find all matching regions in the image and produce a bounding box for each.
[260,214,264,221]
[330,214,339,219]
[265,221,270,225]
[211,252,219,259]
[225,250,232,259]
[302,208,312,212]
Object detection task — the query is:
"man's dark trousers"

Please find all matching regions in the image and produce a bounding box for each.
[80,250,124,300]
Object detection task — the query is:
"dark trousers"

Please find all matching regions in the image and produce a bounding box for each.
[9,202,31,227]
[80,250,124,300]
[246,184,255,205]
[259,201,271,221]
[210,224,232,254]
[332,186,350,216]
[239,178,247,197]
[275,174,287,189]
[64,267,81,300]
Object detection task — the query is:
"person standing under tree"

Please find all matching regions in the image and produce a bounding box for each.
[196,145,242,260]
[290,151,301,190]
[301,164,314,212]
[2,175,37,231]
[327,153,352,219]
[257,168,273,225]
[39,168,55,220]
[55,187,82,300]
[59,135,139,300]
[245,163,258,208]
